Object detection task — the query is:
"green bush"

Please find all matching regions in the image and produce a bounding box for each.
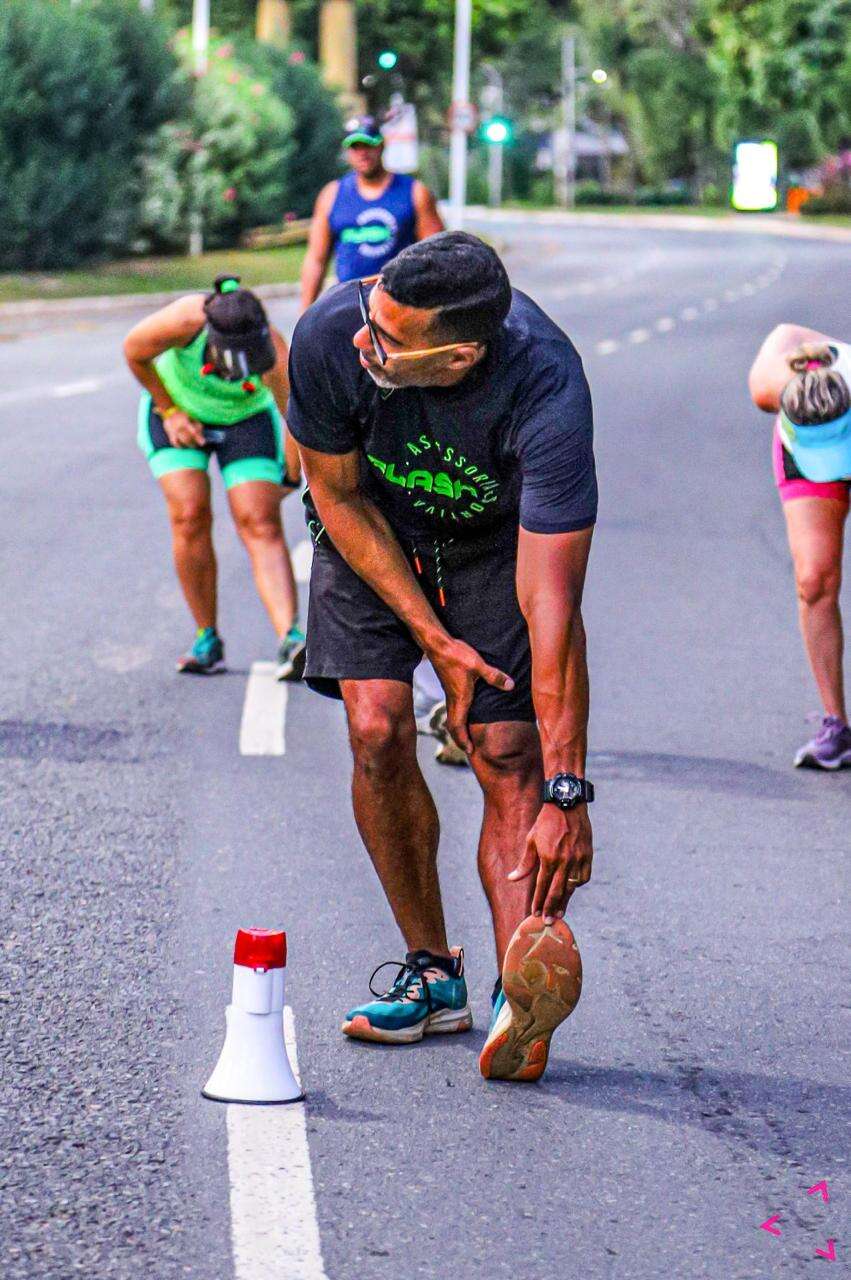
[138,34,294,252]
[0,0,182,269]
[234,40,344,218]
[801,186,851,216]
[574,182,630,206]
[634,185,692,207]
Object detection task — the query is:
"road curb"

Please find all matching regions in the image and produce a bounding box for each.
[463,205,851,243]
[0,280,300,322]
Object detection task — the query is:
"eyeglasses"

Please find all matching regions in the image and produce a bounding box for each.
[356,276,476,368]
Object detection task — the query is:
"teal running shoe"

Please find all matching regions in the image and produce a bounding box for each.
[176,626,225,675]
[342,947,472,1044]
[275,623,306,682]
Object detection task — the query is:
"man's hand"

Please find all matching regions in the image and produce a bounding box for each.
[162,410,205,448]
[428,638,514,755]
[508,803,593,923]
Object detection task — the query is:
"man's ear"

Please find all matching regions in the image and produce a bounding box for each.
[448,343,484,370]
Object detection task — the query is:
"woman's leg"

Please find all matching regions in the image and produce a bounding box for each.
[783,496,848,720]
[159,470,217,629]
[227,481,297,637]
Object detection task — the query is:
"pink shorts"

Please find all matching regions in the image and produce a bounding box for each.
[772,422,851,507]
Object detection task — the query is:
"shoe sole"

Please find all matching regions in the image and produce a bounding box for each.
[176,658,226,675]
[794,746,851,770]
[342,1004,473,1044]
[276,645,306,683]
[479,917,582,1083]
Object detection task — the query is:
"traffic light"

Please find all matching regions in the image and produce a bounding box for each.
[482,116,512,144]
[377,50,398,70]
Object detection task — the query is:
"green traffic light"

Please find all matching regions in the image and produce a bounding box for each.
[483,117,511,144]
[377,50,398,70]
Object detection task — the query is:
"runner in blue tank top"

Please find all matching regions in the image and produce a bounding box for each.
[300,114,444,310]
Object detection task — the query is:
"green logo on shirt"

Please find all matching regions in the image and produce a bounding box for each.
[367,434,500,522]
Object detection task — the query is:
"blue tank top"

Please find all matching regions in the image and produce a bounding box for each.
[329,172,417,281]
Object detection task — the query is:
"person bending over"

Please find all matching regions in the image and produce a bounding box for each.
[287,232,597,1082]
[124,276,304,679]
[750,324,851,768]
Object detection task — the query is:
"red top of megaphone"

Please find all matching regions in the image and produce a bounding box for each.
[233,927,287,970]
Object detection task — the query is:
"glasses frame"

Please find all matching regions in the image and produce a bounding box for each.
[356,276,476,368]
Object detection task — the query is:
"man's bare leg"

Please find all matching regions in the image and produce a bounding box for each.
[468,721,543,968]
[340,679,450,959]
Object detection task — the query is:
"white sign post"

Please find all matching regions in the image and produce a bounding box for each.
[448,0,472,230]
[382,99,419,174]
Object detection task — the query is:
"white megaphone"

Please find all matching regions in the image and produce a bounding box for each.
[202,927,304,1104]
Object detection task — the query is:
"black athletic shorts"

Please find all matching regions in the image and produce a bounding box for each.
[304,522,535,724]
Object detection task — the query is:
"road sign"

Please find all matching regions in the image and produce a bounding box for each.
[448,101,478,134]
[382,102,419,174]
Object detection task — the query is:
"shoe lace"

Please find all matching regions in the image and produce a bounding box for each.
[367,958,435,1013]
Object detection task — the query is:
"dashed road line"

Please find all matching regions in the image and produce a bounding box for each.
[595,339,620,356]
[52,377,102,398]
[654,317,675,333]
[226,1007,328,1280]
[239,661,287,756]
[628,328,650,344]
[681,306,700,321]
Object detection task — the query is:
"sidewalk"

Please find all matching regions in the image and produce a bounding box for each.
[463,205,851,244]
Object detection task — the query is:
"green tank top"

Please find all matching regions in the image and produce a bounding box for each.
[154,327,275,425]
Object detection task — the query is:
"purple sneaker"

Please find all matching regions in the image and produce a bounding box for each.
[794,716,851,769]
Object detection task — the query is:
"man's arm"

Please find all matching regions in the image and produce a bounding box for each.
[413,181,445,240]
[262,328,301,488]
[749,322,832,412]
[299,443,513,748]
[299,183,338,313]
[508,525,594,922]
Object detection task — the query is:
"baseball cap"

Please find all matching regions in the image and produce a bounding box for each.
[343,115,384,147]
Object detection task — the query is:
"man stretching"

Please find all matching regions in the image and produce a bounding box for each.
[288,233,596,1082]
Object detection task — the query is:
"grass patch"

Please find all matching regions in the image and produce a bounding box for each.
[0,245,306,304]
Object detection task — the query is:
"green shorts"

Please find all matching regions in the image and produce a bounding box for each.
[137,394,285,489]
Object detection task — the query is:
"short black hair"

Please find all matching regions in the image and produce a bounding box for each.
[380,232,511,343]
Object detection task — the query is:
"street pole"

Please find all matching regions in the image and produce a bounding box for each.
[448,0,472,230]
[482,67,504,208]
[189,0,209,256]
[554,33,576,208]
[192,0,209,77]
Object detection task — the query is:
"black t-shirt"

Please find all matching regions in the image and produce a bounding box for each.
[287,282,597,541]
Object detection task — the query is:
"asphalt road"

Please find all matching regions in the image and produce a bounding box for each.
[1,217,849,1280]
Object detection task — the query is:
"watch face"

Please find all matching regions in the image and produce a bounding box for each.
[552,775,581,806]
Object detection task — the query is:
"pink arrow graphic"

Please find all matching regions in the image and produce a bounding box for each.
[814,1239,836,1262]
[807,1179,830,1203]
[760,1215,782,1236]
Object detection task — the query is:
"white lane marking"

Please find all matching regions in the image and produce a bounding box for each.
[52,377,102,398]
[628,327,650,344]
[724,287,739,301]
[291,539,313,585]
[595,338,620,356]
[226,1007,328,1280]
[681,306,700,321]
[741,281,755,296]
[239,661,287,756]
[655,316,675,332]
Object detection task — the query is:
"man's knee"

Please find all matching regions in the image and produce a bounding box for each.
[473,725,540,782]
[796,565,841,607]
[347,700,416,774]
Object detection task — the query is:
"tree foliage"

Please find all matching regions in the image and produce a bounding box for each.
[0,0,180,268]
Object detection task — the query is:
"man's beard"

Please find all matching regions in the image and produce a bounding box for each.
[362,362,399,390]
